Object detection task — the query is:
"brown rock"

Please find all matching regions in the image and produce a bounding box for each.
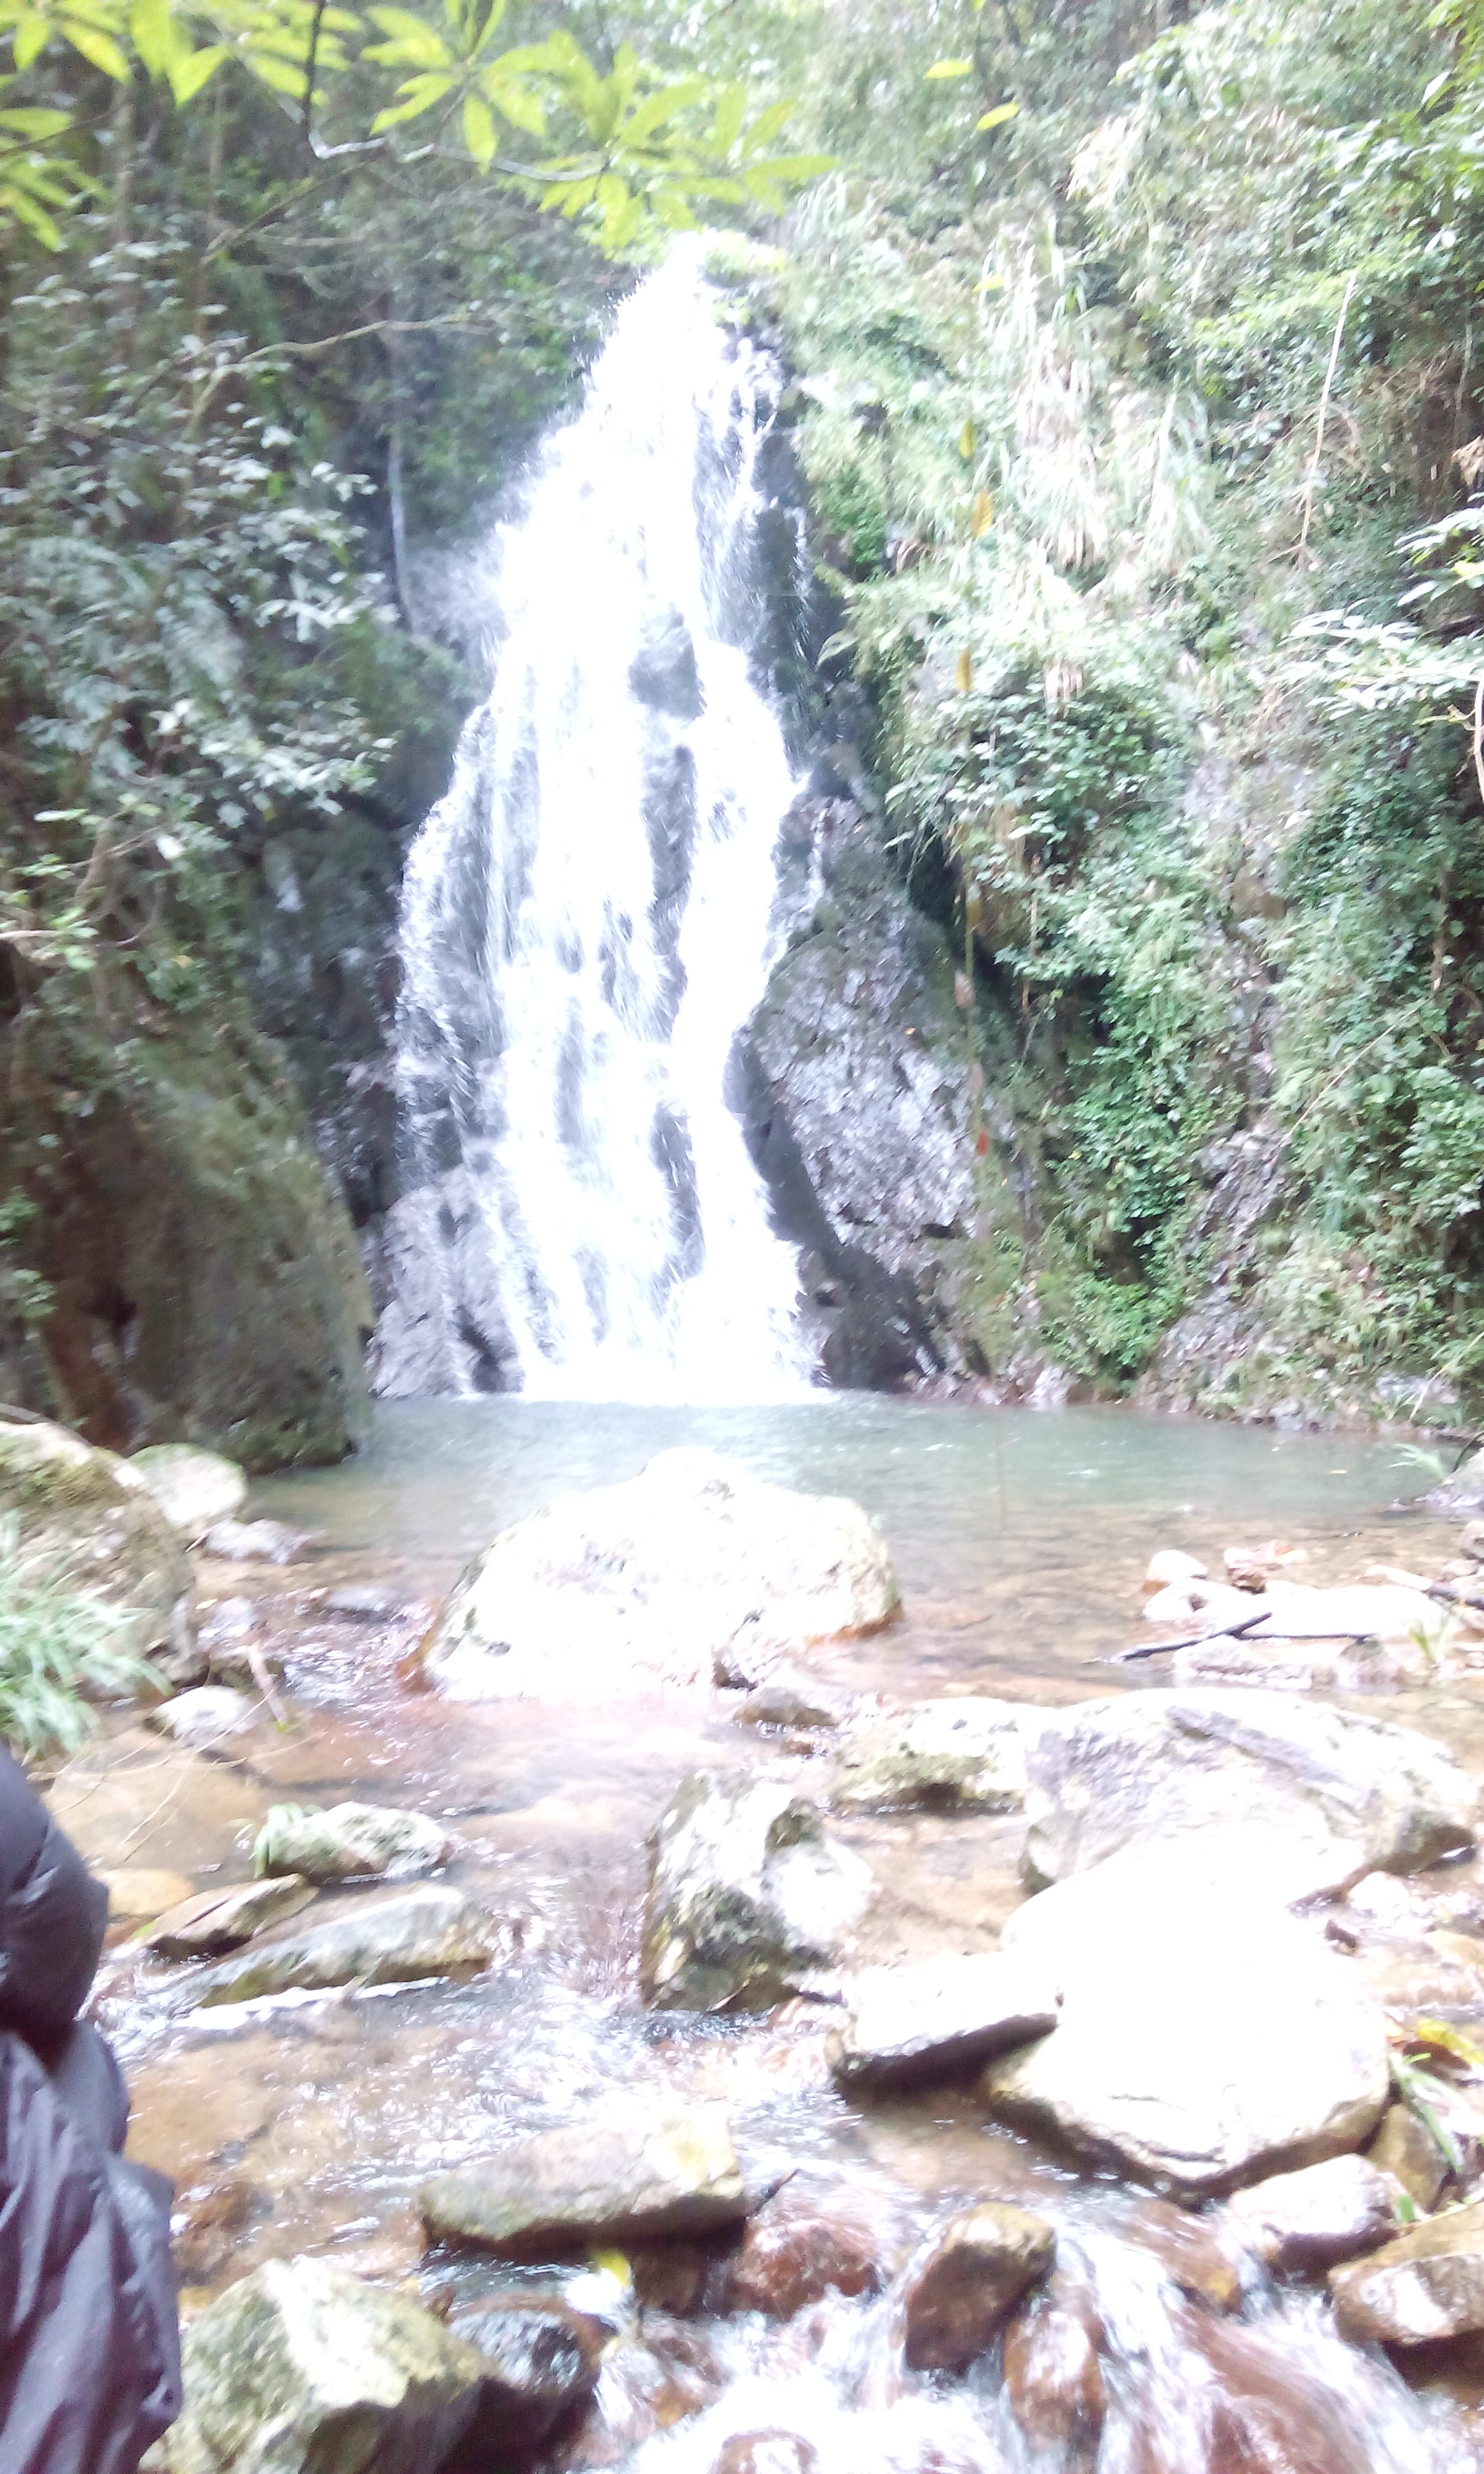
[1330,2197,1484,2345]
[440,2294,606,2469]
[902,2202,1055,2374]
[1224,2153,1395,2274]
[712,2438,818,2474]
[721,2203,883,2319]
[1124,2198,1241,2313]
[1195,2319,1356,2474]
[100,1868,195,1922]
[550,2321,719,2469]
[1002,2280,1105,2471]
[171,2174,262,2284]
[1365,2102,1449,2212]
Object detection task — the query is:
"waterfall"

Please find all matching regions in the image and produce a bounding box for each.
[376,243,812,1404]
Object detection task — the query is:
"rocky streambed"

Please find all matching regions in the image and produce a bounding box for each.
[14,1400,1484,2469]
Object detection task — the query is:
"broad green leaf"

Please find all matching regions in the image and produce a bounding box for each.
[167,41,227,99]
[462,85,495,164]
[364,7,453,66]
[0,103,71,133]
[925,58,974,78]
[58,15,131,78]
[128,0,175,79]
[483,71,543,137]
[976,100,1019,131]
[370,68,452,124]
[243,45,308,92]
[741,98,794,157]
[711,79,744,154]
[622,78,704,146]
[2,177,61,244]
[10,16,53,70]
[746,152,835,181]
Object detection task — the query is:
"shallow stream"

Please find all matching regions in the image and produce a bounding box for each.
[72,1399,1484,2469]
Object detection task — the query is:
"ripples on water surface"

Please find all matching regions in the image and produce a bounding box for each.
[100,1399,1484,2466]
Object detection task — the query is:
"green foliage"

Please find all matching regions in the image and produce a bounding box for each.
[0,1513,159,1757]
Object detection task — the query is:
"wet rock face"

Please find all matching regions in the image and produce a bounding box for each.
[989,1845,1390,2198]
[423,1448,899,1702]
[166,2255,487,2474]
[0,1414,193,1664]
[1366,2102,1450,2211]
[1022,1689,1477,1890]
[420,2098,750,2260]
[901,2202,1056,2374]
[1329,2197,1484,2345]
[182,1884,495,2008]
[144,1874,314,1959]
[827,1952,1059,2092]
[252,1800,453,1883]
[642,1770,873,2011]
[738,796,978,1390]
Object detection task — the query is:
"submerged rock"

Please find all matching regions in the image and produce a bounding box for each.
[736,1675,853,1730]
[1022,1689,1476,1889]
[0,1414,193,1664]
[1330,2198,1484,2345]
[253,1801,453,1882]
[201,1517,313,1564]
[827,1951,1059,2091]
[901,2202,1056,2374]
[440,2295,606,2466]
[987,1842,1390,2198]
[183,1884,495,2007]
[1224,2153,1395,2274]
[1002,2277,1105,2472]
[148,1686,256,1750]
[420,2098,750,2258]
[144,1874,314,1959]
[829,1697,1035,1812]
[719,2194,885,2317]
[642,1771,873,2011]
[166,2254,486,2474]
[421,1449,899,1700]
[100,1866,195,1921]
[128,1444,247,1541]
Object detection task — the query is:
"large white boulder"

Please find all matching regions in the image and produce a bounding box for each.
[829,1698,1038,1812]
[421,1449,899,1700]
[0,1414,192,1663]
[128,1444,247,1541]
[420,2097,751,2256]
[643,1770,873,2011]
[985,1839,1391,2198]
[1022,1689,1476,1889]
[166,2255,487,2473]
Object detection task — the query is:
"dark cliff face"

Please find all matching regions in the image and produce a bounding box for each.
[737,796,991,1390]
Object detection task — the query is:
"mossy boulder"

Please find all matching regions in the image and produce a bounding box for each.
[0,1414,192,1662]
[128,1445,247,1539]
[0,1016,371,1471]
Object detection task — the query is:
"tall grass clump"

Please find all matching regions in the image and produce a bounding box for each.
[0,1519,159,1761]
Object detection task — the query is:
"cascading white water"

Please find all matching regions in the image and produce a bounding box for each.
[379,241,812,1403]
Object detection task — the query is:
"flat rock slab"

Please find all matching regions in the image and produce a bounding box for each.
[643,1771,873,2011]
[144,1874,314,1959]
[828,1951,1060,2090]
[253,1801,453,1882]
[421,1448,899,1701]
[903,2203,1056,2373]
[148,1688,256,1751]
[167,2254,486,2474]
[1022,1689,1476,1889]
[181,1884,496,2009]
[988,1841,1390,2198]
[100,1866,196,1921]
[421,2099,750,2260]
[1331,2198,1484,2345]
[829,1699,1037,1813]
[1224,2152,1395,2274]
